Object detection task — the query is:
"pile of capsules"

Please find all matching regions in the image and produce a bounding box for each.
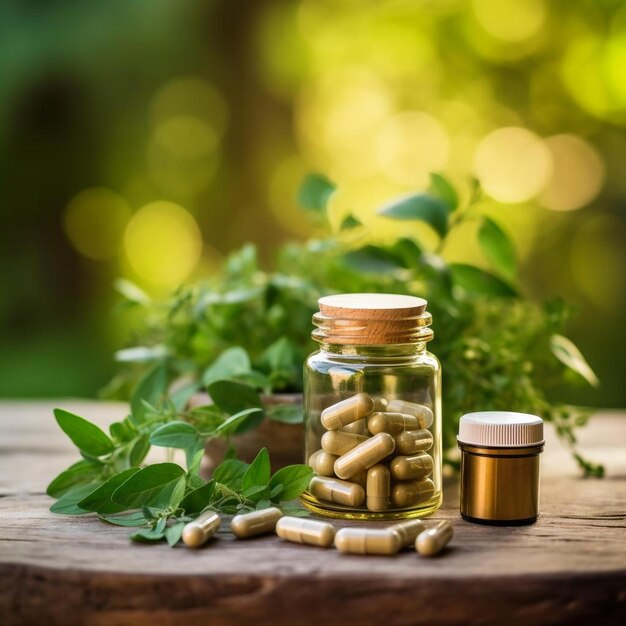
[308,393,436,511]
[181,507,453,557]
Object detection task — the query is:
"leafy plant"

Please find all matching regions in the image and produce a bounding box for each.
[105,173,602,476]
[47,394,313,545]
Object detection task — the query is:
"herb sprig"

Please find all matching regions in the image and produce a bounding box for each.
[47,390,313,545]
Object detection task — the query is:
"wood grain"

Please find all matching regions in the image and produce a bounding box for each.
[1,401,625,626]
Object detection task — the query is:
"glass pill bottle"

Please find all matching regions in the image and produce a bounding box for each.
[301,293,442,520]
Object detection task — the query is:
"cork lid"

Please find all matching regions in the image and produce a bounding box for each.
[313,293,432,345]
[458,411,544,448]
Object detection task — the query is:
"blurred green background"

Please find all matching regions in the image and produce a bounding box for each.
[0,0,624,407]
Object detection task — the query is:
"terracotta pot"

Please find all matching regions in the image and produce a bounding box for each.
[189,392,305,471]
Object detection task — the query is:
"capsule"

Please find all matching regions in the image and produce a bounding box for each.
[321,430,367,456]
[308,449,337,476]
[341,418,368,435]
[388,519,426,547]
[309,476,365,507]
[366,464,390,511]
[321,393,375,430]
[275,516,335,547]
[390,453,434,480]
[373,397,389,412]
[395,429,433,455]
[391,478,435,508]
[334,432,396,480]
[386,400,434,429]
[416,521,453,556]
[368,412,422,436]
[230,507,283,539]
[182,510,221,548]
[335,528,401,555]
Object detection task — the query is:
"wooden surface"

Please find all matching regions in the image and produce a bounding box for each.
[1,400,625,626]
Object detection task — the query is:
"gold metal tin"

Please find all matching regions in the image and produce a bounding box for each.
[459,443,544,525]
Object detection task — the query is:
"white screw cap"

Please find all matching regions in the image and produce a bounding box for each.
[458,411,544,448]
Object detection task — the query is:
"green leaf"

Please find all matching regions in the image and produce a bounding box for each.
[550,335,599,387]
[340,214,362,230]
[47,460,103,498]
[243,485,271,501]
[78,469,140,514]
[269,465,314,501]
[188,449,205,475]
[99,511,148,527]
[130,522,166,543]
[202,347,251,387]
[297,173,336,213]
[130,362,169,424]
[170,476,187,508]
[213,459,248,490]
[279,502,311,517]
[342,245,405,273]
[215,407,264,436]
[478,216,517,280]
[207,379,263,416]
[129,434,151,466]
[429,173,459,211]
[54,409,114,457]
[378,193,449,237]
[165,521,186,546]
[450,264,517,297]
[114,345,168,363]
[180,480,215,515]
[114,278,151,304]
[267,404,304,424]
[149,421,201,450]
[50,482,102,515]
[242,448,270,492]
[390,237,423,269]
[111,463,186,509]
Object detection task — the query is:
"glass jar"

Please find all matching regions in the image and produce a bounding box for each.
[301,293,442,520]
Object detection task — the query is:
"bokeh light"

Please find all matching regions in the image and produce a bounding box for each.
[123,201,202,287]
[63,188,131,260]
[472,0,546,43]
[539,135,605,212]
[153,115,218,161]
[376,112,450,187]
[150,77,228,136]
[474,127,552,203]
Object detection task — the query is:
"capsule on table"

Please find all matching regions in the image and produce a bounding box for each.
[334,432,396,480]
[416,521,453,556]
[388,519,426,547]
[395,429,433,455]
[182,510,221,548]
[386,400,434,429]
[230,507,283,539]
[390,452,434,480]
[335,528,401,555]
[321,430,368,456]
[366,464,390,512]
[368,412,422,436]
[391,478,436,509]
[321,393,375,430]
[308,449,338,476]
[275,516,336,547]
[309,476,365,507]
[341,418,368,435]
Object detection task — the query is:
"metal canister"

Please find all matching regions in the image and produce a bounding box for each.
[457,411,544,525]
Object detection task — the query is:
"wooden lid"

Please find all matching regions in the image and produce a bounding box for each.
[318,294,427,320]
[314,293,431,345]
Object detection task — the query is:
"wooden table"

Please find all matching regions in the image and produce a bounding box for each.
[1,401,625,626]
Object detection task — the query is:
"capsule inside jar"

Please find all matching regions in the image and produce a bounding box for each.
[386,400,434,429]
[309,449,338,476]
[321,393,375,430]
[391,478,436,508]
[321,430,368,456]
[395,429,433,455]
[309,476,365,507]
[334,432,396,480]
[366,464,390,512]
[390,452,434,480]
[368,412,424,435]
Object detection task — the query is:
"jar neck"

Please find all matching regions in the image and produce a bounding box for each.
[318,342,428,359]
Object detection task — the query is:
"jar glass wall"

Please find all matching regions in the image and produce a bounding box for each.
[300,294,442,520]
